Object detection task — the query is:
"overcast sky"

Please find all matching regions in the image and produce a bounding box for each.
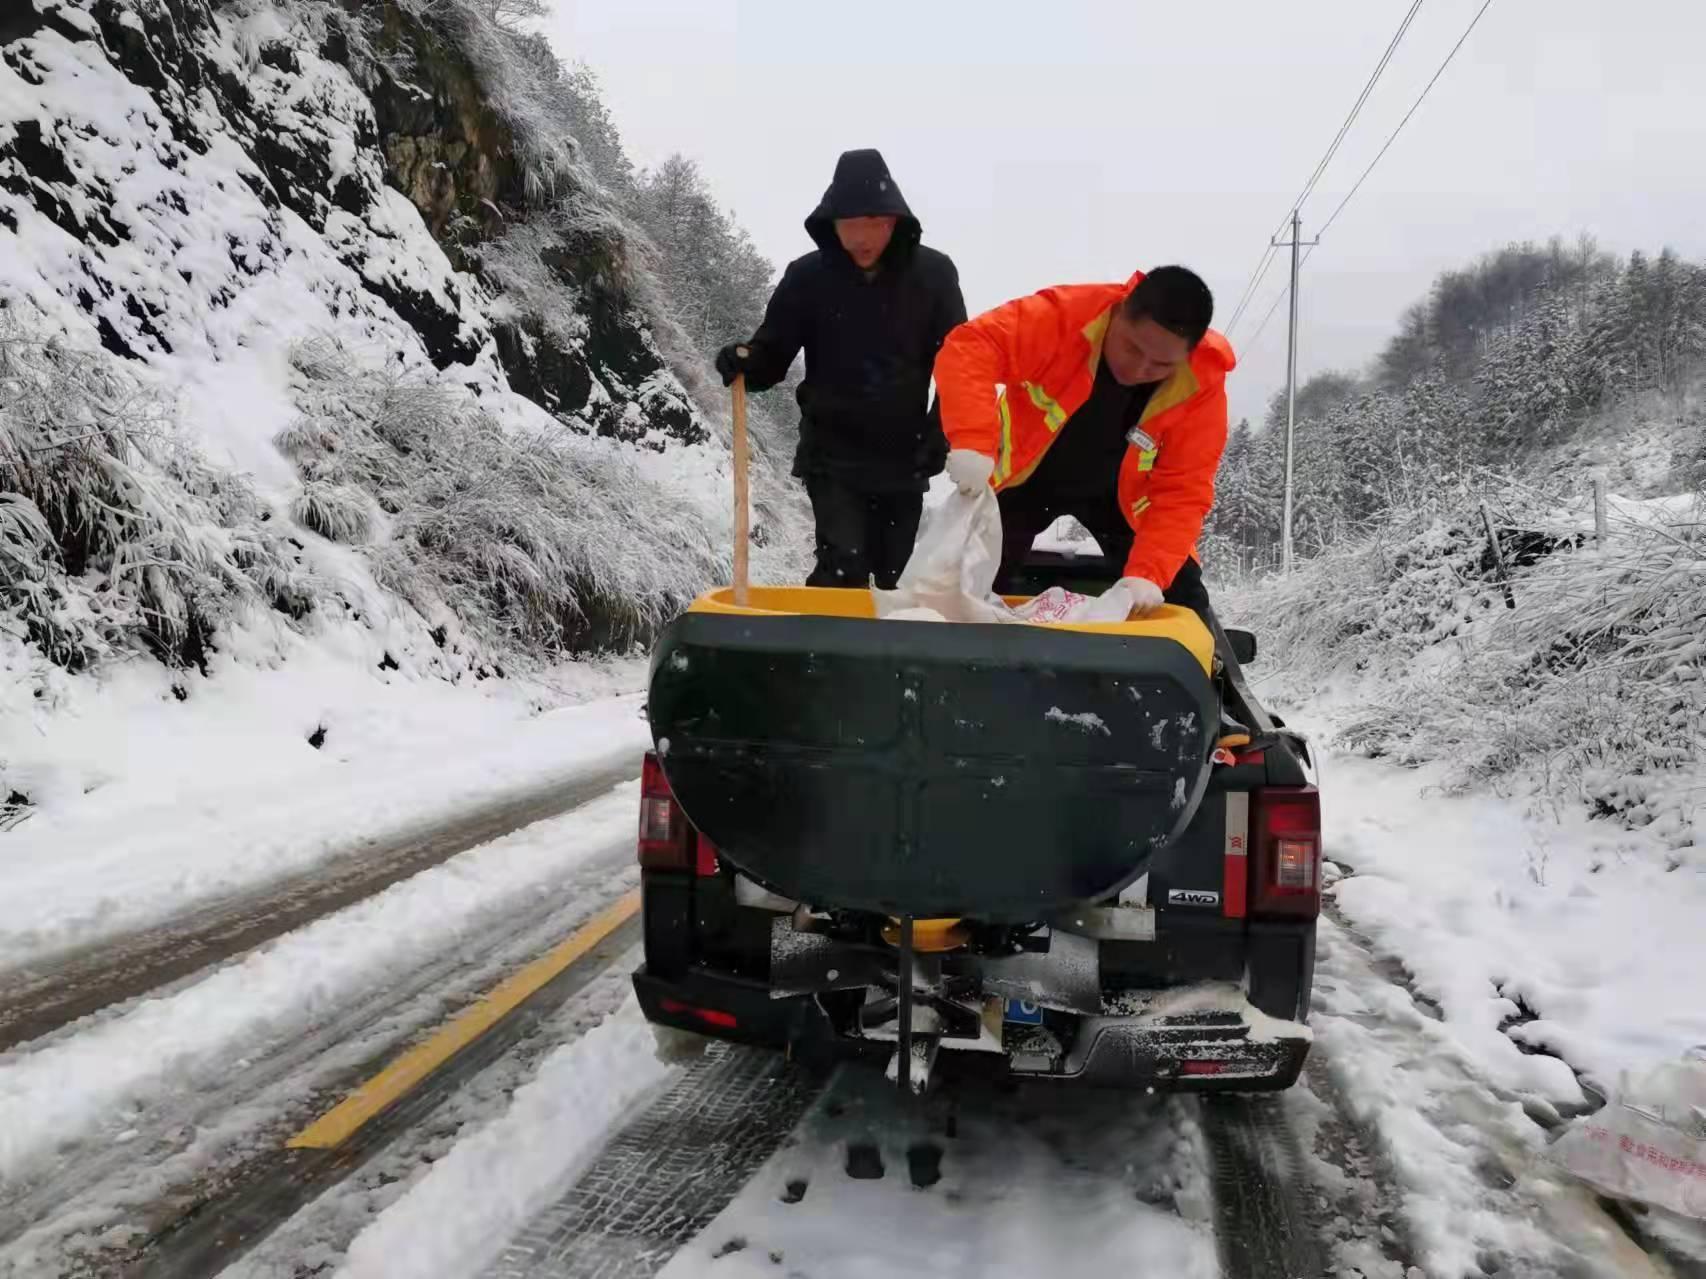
[542,0,1706,427]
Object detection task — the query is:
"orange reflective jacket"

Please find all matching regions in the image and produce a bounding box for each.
[934,269,1235,587]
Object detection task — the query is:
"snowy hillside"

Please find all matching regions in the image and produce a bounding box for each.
[1221,480,1705,844]
[1,0,806,829]
[1208,240,1706,574]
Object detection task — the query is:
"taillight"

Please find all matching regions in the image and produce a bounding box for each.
[659,997,738,1029]
[639,795,674,844]
[1251,786,1321,918]
[693,832,720,877]
[638,752,718,875]
[1179,1059,1227,1077]
[1275,836,1316,889]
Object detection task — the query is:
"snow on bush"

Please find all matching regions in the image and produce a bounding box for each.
[280,339,737,652]
[291,480,373,545]
[1226,480,1706,843]
[0,325,308,672]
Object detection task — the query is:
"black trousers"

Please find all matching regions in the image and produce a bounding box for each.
[992,487,1213,618]
[805,476,924,590]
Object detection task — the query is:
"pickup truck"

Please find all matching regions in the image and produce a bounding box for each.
[631,549,1319,1094]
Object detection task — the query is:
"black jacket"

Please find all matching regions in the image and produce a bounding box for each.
[738,149,967,494]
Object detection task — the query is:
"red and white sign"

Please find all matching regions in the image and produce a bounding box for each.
[1222,791,1249,919]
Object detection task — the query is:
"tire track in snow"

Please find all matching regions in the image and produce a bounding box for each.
[1202,1092,1330,1278]
[488,1044,825,1279]
[140,942,645,1279]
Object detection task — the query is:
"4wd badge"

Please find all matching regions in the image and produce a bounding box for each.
[1168,888,1221,908]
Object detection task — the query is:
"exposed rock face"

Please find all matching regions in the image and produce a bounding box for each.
[340,2,705,444]
[352,3,522,249]
[0,0,702,439]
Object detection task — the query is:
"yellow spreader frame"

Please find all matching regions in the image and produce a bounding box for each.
[684,585,1215,676]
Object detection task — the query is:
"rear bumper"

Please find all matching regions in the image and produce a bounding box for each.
[633,964,1309,1093]
[1055,1016,1309,1090]
[632,964,885,1072]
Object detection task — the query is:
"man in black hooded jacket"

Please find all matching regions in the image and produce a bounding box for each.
[716,149,966,589]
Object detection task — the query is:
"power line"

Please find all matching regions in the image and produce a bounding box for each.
[1288,0,1426,218]
[1243,256,1312,352]
[1314,0,1497,240]
[1240,0,1498,354]
[1225,0,1426,336]
[1225,244,1282,340]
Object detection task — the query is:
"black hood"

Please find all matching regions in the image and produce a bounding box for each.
[804,148,922,264]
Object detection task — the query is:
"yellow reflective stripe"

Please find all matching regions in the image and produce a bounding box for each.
[1082,310,1112,377]
[1137,448,1158,472]
[1138,362,1201,426]
[1131,496,1152,518]
[1023,381,1068,433]
[995,392,1014,483]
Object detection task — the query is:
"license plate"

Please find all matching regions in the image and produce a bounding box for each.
[1003,998,1044,1026]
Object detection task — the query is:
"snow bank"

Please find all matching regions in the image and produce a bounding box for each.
[335,999,673,1279]
[1321,752,1706,1094]
[1305,915,1664,1279]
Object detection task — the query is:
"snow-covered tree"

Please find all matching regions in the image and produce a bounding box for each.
[629,154,777,358]
[1475,292,1590,451]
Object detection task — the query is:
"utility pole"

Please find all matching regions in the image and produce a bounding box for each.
[1273,209,1318,573]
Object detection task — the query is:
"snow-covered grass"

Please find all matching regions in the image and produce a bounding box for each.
[0,329,309,672]
[281,337,744,652]
[1566,382,1706,499]
[1,0,807,685]
[1224,480,1705,843]
[291,480,374,546]
[1223,474,1706,1267]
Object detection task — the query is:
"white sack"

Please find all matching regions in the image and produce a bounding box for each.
[873,489,1134,625]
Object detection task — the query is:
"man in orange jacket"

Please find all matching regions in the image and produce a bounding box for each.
[934,265,1233,618]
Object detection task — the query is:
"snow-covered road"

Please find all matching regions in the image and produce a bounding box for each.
[651,1066,1217,1279]
[334,739,1697,1279]
[0,693,651,972]
[0,779,645,1276]
[4,714,1702,1279]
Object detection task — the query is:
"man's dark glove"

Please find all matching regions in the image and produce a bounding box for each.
[715,342,754,387]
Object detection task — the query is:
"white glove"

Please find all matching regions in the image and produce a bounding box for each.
[945,448,994,495]
[1117,576,1166,617]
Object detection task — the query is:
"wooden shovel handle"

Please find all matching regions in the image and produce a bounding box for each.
[732,346,750,607]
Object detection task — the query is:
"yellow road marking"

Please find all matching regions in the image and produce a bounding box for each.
[288,887,642,1149]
